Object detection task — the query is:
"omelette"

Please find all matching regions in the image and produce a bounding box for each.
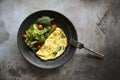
[36,27,67,60]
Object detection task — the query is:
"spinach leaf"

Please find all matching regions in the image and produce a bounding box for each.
[53,45,63,56]
[53,52,57,55]
[45,26,54,38]
[35,16,54,26]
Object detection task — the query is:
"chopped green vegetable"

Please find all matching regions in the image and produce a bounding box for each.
[53,52,57,55]
[61,34,65,39]
[57,46,62,51]
[53,45,63,56]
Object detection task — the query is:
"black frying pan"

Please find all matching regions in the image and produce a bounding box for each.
[17,10,104,69]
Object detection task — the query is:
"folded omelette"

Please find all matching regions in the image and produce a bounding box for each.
[36,27,67,60]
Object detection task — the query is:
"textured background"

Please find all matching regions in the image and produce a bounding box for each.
[0,0,120,80]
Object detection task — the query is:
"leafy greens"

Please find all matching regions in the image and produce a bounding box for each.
[24,16,54,51]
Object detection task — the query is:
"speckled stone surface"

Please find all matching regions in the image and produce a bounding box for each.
[0,0,120,80]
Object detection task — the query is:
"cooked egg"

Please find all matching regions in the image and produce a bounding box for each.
[36,27,67,60]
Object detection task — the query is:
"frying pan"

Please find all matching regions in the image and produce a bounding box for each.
[17,10,104,69]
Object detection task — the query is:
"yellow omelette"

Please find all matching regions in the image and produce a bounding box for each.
[36,27,67,60]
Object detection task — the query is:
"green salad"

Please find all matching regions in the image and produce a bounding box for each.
[22,16,57,51]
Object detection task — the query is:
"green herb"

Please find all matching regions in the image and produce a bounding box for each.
[53,52,57,55]
[53,45,63,56]
[57,46,62,51]
[61,34,65,39]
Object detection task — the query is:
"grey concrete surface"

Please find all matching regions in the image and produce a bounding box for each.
[0,0,120,80]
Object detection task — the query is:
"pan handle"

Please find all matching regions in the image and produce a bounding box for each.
[70,38,104,59]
